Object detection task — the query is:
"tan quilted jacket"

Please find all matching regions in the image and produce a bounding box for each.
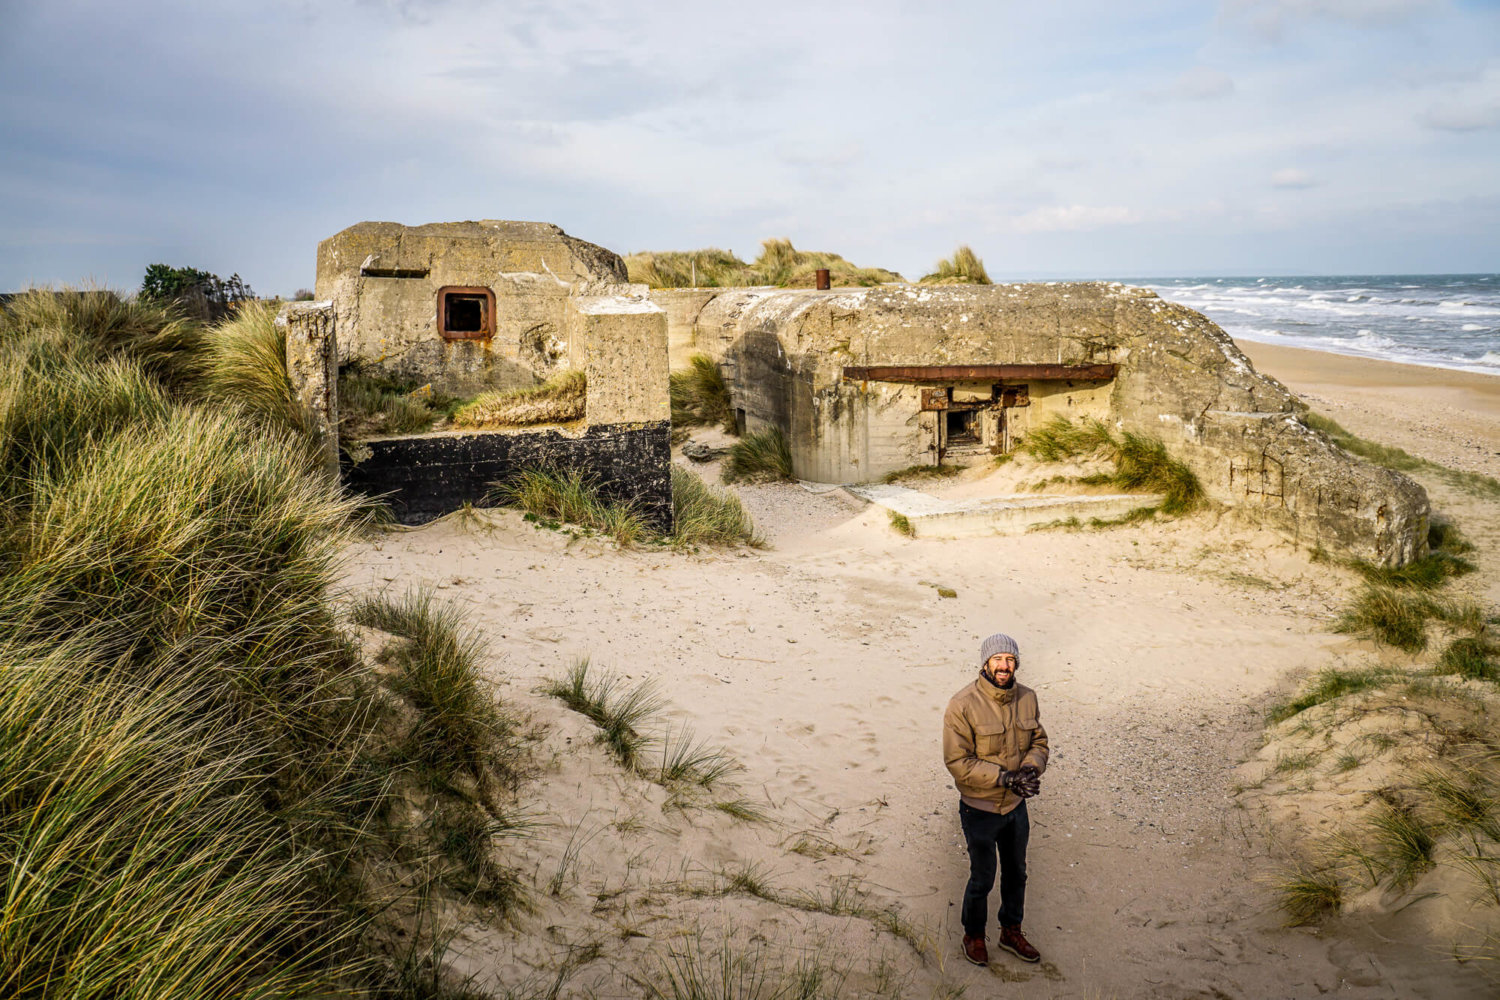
[942,674,1049,814]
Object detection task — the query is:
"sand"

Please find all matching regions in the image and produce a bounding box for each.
[341,344,1500,998]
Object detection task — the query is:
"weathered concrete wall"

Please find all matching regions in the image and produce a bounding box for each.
[654,288,720,365]
[277,300,339,477]
[341,422,673,529]
[566,292,671,426]
[659,282,1429,564]
[315,220,627,396]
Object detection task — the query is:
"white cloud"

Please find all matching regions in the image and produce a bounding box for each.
[1270,168,1316,188]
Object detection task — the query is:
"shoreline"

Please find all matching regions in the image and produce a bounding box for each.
[1235,338,1500,399]
[1236,338,1500,478]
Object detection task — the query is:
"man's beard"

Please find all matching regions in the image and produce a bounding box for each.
[982,668,1016,689]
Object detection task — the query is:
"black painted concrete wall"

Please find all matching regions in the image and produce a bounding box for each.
[342,421,673,530]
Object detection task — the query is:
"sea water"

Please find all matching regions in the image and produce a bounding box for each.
[1124,275,1500,377]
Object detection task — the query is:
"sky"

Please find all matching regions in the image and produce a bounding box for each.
[1,0,1497,296]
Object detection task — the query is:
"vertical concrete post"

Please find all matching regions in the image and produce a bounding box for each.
[277,301,340,479]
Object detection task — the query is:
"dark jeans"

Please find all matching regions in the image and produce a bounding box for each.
[959,799,1029,935]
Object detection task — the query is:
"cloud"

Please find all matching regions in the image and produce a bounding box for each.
[1148,67,1235,102]
[1008,205,1145,234]
[1223,0,1437,41]
[1270,168,1316,188]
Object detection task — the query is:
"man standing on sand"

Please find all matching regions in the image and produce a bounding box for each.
[942,632,1049,967]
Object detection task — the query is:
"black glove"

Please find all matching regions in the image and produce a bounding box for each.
[999,767,1041,798]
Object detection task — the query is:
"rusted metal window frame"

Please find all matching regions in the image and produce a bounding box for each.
[437,286,496,341]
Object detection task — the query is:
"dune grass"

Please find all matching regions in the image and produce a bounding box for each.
[1,286,203,391]
[889,511,915,537]
[671,464,763,548]
[351,590,526,786]
[723,427,794,484]
[451,369,586,429]
[0,288,532,996]
[1348,516,1476,589]
[1267,667,1400,723]
[493,463,764,549]
[197,299,309,433]
[544,659,663,769]
[625,239,902,289]
[879,463,962,484]
[634,937,850,1000]
[1021,415,1116,462]
[625,248,761,289]
[1021,415,1204,514]
[753,238,902,288]
[493,467,651,546]
[1334,586,1483,653]
[1303,411,1500,498]
[544,660,742,794]
[1436,636,1500,681]
[337,361,459,440]
[919,245,992,285]
[1275,866,1344,926]
[669,354,734,431]
[656,722,740,789]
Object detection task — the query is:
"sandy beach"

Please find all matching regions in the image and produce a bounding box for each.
[341,344,1500,999]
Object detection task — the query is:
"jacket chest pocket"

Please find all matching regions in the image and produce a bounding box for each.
[1015,717,1038,753]
[975,724,1007,758]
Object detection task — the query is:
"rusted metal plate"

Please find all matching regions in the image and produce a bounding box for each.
[1001,386,1030,407]
[920,387,949,411]
[842,364,1116,382]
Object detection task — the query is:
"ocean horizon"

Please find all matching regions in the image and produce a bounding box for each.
[1114,273,1500,377]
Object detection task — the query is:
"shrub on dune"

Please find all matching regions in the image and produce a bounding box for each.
[919,245,992,285]
[0,287,202,391]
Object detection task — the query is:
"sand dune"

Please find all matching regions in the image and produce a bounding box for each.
[341,344,1499,998]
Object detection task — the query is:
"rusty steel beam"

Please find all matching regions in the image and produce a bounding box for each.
[842,363,1116,383]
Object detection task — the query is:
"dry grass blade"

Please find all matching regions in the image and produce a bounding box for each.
[452,369,586,428]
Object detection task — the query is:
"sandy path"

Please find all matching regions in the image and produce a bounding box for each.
[340,349,1500,998]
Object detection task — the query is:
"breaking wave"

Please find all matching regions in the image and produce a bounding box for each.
[1130,273,1500,376]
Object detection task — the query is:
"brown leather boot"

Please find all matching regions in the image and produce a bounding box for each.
[961,934,989,966]
[997,924,1040,962]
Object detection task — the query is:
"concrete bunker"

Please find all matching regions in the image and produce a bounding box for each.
[653,282,1430,565]
[284,220,673,527]
[840,364,1117,463]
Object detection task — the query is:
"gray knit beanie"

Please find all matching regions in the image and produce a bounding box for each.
[979,633,1020,666]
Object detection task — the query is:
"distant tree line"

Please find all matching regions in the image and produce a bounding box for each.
[140,263,256,321]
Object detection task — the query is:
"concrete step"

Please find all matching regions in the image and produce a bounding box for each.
[845,483,1164,538]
